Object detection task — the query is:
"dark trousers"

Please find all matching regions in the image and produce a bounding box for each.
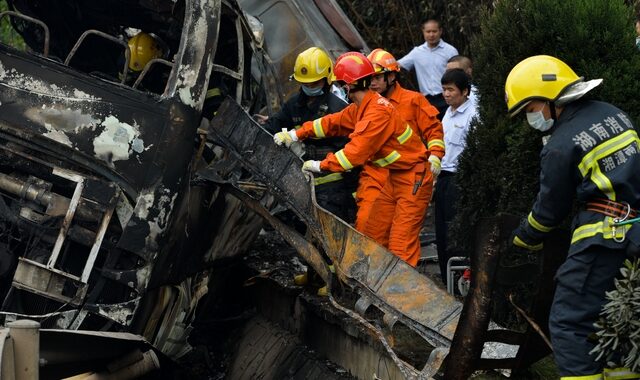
[426,93,448,121]
[434,171,459,283]
[549,247,627,377]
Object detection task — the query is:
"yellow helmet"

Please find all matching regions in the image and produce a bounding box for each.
[127,32,163,72]
[292,47,333,84]
[505,55,582,117]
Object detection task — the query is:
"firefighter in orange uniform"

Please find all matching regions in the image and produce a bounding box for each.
[363,48,444,232]
[273,52,432,267]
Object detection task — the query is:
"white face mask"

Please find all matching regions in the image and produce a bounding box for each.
[526,104,554,132]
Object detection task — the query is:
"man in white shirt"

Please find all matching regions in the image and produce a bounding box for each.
[446,55,478,106]
[434,68,478,284]
[398,19,459,119]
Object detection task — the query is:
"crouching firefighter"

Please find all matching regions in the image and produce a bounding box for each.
[261,47,357,223]
[274,52,432,268]
[505,55,640,379]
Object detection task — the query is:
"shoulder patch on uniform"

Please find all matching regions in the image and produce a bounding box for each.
[377,97,391,107]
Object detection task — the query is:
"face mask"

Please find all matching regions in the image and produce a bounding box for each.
[526,105,554,132]
[301,85,324,97]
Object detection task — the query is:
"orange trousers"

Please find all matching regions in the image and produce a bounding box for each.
[361,164,433,267]
[354,164,388,232]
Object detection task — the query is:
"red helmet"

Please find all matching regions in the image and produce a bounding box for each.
[333,52,375,85]
[367,48,400,73]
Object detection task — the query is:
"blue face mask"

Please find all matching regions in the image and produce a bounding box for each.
[526,104,554,132]
[301,85,324,97]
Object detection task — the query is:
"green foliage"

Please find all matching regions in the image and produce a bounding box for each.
[0,0,25,50]
[452,0,640,253]
[591,259,640,371]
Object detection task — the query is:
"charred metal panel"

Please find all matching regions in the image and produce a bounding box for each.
[203,99,465,376]
[0,45,171,193]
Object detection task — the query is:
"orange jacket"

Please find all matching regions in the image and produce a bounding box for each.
[388,83,444,159]
[296,90,427,172]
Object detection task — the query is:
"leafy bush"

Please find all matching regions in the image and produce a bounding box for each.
[591,259,640,371]
[452,0,640,254]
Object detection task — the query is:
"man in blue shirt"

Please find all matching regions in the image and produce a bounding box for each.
[398,19,459,119]
[434,68,478,284]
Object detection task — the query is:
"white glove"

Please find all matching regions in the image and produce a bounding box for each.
[428,155,441,177]
[302,160,322,173]
[273,128,298,147]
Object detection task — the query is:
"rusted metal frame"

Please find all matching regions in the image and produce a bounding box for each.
[0,11,49,57]
[343,274,455,349]
[221,183,332,284]
[46,168,85,270]
[133,58,175,90]
[64,29,131,84]
[234,15,245,103]
[80,203,115,283]
[443,219,502,380]
[211,64,242,80]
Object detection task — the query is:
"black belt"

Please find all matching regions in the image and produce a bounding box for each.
[439,170,456,178]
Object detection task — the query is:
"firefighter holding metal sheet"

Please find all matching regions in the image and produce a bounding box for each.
[261,47,357,223]
[505,55,640,379]
[274,52,432,267]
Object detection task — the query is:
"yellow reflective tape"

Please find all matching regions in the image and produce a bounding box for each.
[397,125,413,144]
[603,367,640,379]
[428,139,445,149]
[313,118,325,138]
[513,236,543,250]
[571,218,630,244]
[314,173,343,186]
[560,375,603,380]
[352,191,357,199]
[206,87,221,98]
[373,150,401,167]
[528,212,553,233]
[578,130,640,201]
[335,149,353,170]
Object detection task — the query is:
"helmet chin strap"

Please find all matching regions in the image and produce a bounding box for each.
[549,102,557,121]
[380,72,396,97]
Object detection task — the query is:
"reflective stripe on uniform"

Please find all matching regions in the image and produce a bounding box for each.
[313,118,325,138]
[373,150,401,167]
[603,367,640,379]
[428,139,445,150]
[513,235,543,250]
[397,124,413,144]
[571,217,631,244]
[578,130,640,201]
[206,87,221,99]
[560,374,603,380]
[528,212,554,232]
[314,172,343,186]
[335,149,354,170]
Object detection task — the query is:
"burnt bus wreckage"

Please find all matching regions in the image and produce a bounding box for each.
[0,0,566,378]
[0,0,283,358]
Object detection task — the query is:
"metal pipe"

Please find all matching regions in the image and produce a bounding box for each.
[0,172,102,222]
[8,319,40,380]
